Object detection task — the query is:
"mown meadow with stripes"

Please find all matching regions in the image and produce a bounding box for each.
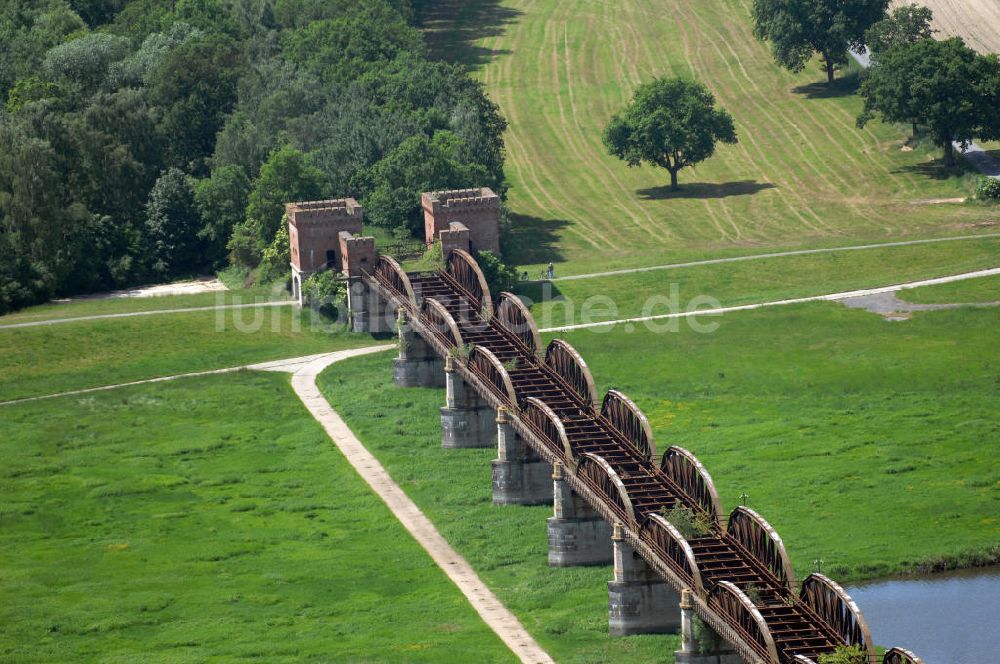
[427,0,998,276]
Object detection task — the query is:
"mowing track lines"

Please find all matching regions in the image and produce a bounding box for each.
[725,0,920,195]
[709,3,890,185]
[499,1,609,249]
[540,8,640,247]
[492,2,607,251]
[559,17,666,241]
[675,0,866,234]
[681,0,871,221]
[666,0,828,238]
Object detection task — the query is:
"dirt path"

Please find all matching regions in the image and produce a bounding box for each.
[553,232,1000,282]
[541,267,1000,332]
[0,350,391,407]
[290,353,555,664]
[0,300,295,330]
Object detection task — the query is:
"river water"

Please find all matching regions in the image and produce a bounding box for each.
[847,567,1000,663]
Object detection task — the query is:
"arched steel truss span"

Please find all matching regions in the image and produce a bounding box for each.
[364,252,923,664]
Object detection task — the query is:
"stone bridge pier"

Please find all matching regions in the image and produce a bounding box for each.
[547,462,613,566]
[440,356,495,448]
[393,310,445,388]
[492,407,552,505]
[674,589,744,664]
[607,522,681,636]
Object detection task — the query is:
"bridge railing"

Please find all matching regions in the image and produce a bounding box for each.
[799,573,875,661]
[883,647,924,664]
[643,513,705,596]
[727,506,797,593]
[660,446,725,531]
[709,581,780,663]
[577,453,637,527]
[363,249,925,664]
[601,390,657,461]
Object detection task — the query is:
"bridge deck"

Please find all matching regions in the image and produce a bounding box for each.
[366,262,887,664]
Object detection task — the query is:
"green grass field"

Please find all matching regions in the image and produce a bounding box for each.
[426,0,998,276]
[527,236,1000,329]
[0,307,373,401]
[902,273,1000,304]
[0,372,515,663]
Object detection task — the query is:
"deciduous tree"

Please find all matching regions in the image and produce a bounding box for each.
[602,77,737,191]
[359,130,486,232]
[864,3,935,58]
[858,37,1000,167]
[752,0,889,83]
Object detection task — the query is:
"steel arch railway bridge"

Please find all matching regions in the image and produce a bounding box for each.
[355,248,924,664]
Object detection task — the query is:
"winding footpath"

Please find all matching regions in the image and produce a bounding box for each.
[290,352,555,664]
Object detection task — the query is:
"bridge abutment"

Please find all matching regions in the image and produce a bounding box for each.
[393,310,445,388]
[674,589,744,664]
[440,356,495,448]
[547,462,613,566]
[492,407,553,505]
[607,522,681,636]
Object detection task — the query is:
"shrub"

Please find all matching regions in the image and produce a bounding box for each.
[818,645,868,664]
[475,250,518,294]
[302,270,345,318]
[257,222,289,285]
[975,176,1000,200]
[662,505,714,539]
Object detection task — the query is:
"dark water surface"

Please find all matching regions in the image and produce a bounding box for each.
[847,567,1000,664]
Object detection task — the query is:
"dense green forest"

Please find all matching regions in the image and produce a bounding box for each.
[0,0,506,312]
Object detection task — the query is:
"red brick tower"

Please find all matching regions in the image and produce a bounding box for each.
[421,187,501,255]
[286,198,364,304]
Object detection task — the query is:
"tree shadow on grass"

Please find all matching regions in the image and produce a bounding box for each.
[792,71,862,99]
[637,180,776,200]
[892,155,977,181]
[422,0,522,68]
[502,212,568,269]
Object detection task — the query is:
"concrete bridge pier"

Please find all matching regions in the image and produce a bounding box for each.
[547,462,613,566]
[607,522,681,636]
[674,589,744,664]
[440,356,495,448]
[492,407,553,505]
[347,278,392,334]
[393,310,445,388]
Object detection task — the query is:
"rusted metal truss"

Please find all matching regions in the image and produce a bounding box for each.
[365,250,921,664]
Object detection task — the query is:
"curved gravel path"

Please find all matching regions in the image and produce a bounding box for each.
[290,352,555,664]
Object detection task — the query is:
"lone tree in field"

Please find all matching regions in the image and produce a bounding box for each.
[602,77,737,191]
[858,38,1000,167]
[864,3,935,58]
[752,0,889,84]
